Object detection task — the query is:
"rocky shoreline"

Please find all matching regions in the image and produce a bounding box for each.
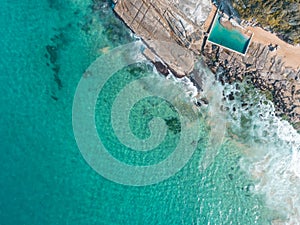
[113,0,300,131]
[203,40,300,130]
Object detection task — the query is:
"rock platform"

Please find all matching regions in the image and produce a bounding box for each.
[113,0,300,130]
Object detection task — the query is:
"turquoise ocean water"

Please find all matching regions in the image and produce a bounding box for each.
[1,1,299,224]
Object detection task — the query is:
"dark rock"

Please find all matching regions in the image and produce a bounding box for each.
[153,61,169,76]
[228,92,235,101]
[200,97,209,105]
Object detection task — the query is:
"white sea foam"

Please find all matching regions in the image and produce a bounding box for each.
[158,61,227,171]
[185,61,227,171]
[223,81,300,224]
[156,56,300,223]
[174,76,198,100]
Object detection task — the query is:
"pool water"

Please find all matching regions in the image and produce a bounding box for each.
[208,13,251,54]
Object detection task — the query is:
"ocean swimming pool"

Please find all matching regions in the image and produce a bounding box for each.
[208,13,252,55]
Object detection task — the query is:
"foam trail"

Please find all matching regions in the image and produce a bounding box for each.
[158,60,226,171]
[193,61,227,171]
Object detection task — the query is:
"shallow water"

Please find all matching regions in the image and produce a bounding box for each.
[1,1,299,224]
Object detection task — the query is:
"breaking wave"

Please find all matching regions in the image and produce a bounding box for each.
[222,78,300,224]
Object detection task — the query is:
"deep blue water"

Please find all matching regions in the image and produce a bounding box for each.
[1,0,299,224]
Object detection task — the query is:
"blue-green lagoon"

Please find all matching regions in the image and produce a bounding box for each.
[0,1,299,224]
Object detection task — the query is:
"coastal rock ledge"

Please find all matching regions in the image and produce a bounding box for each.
[113,0,300,131]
